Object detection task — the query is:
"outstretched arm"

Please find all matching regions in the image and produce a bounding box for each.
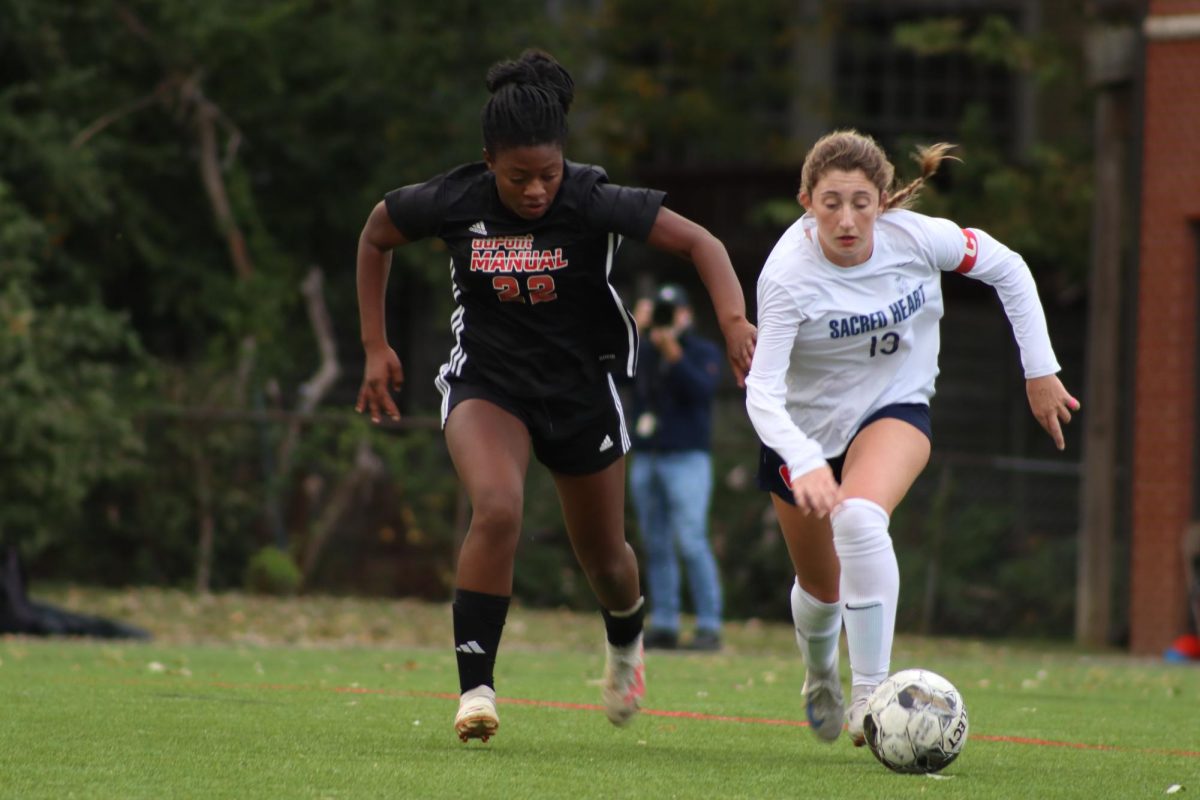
[645,207,756,385]
[948,225,1079,450]
[355,201,408,423]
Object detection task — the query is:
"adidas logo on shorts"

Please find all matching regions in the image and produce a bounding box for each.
[599,434,614,452]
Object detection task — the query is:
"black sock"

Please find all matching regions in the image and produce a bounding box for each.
[452,588,511,693]
[600,596,645,647]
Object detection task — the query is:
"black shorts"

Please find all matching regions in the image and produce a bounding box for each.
[436,372,630,476]
[757,403,931,505]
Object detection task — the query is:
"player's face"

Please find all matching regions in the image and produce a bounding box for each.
[800,169,884,267]
[485,144,564,220]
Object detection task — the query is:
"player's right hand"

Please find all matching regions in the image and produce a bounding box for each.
[790,464,839,518]
[356,346,404,423]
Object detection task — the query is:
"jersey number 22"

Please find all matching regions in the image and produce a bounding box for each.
[493,275,557,304]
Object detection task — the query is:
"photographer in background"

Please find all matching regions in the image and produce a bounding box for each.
[628,284,724,651]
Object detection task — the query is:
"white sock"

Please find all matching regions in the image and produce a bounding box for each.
[789,579,841,678]
[832,498,898,689]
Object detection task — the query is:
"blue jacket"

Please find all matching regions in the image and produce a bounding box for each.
[630,330,722,452]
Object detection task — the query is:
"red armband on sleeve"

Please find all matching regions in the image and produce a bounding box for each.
[956,228,978,274]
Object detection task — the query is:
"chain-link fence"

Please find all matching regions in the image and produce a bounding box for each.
[33,385,1088,640]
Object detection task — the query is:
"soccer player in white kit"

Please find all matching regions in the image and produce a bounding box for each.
[744,130,1079,745]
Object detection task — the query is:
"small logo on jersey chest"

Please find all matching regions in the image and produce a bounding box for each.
[469,220,488,236]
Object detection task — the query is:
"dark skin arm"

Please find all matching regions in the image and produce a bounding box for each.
[644,207,756,386]
[355,200,408,423]
[356,202,756,417]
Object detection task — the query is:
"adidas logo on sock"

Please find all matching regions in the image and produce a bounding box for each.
[599,434,614,452]
[456,640,486,654]
[468,220,488,236]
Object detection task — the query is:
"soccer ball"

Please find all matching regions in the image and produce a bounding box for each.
[862,668,968,774]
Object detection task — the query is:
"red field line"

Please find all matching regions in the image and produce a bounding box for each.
[113,677,1200,759]
[311,683,1200,758]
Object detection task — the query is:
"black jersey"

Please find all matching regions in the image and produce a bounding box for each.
[385,160,664,399]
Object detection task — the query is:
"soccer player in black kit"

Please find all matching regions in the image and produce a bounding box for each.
[355,50,756,742]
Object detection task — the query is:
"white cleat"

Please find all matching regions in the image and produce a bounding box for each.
[603,633,645,727]
[455,685,499,743]
[802,670,845,743]
[846,684,875,747]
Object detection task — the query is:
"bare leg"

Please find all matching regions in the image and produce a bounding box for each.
[552,457,640,611]
[839,418,930,513]
[444,399,531,594]
[553,456,646,726]
[773,495,838,602]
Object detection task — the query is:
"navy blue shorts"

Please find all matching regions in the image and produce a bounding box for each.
[756,403,931,505]
[436,371,630,476]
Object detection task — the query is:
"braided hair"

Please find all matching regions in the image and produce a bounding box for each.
[799,129,959,211]
[481,49,574,153]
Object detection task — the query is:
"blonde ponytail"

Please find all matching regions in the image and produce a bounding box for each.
[883,143,960,210]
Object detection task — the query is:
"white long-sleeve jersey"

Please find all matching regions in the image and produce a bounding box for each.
[745,208,1060,481]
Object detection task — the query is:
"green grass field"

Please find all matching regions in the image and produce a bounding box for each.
[1,589,1197,799]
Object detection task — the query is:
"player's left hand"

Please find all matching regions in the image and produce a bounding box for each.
[1026,374,1079,451]
[721,318,757,388]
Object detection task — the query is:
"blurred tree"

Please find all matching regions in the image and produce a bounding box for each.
[2,0,568,389]
[579,0,801,169]
[890,11,1093,292]
[0,0,573,583]
[0,183,143,557]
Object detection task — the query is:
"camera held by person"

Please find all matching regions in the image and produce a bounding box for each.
[651,295,677,329]
[647,284,691,363]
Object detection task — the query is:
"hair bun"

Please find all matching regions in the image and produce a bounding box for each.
[485,49,574,112]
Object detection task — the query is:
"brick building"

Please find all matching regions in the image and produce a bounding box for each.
[1130,1,1200,654]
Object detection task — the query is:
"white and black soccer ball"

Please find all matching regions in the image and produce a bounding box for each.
[862,668,968,774]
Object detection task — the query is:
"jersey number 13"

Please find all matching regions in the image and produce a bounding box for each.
[868,331,900,357]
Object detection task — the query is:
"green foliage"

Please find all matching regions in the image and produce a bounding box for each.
[294,423,463,597]
[509,462,600,609]
[897,110,1093,287]
[888,471,1079,639]
[893,13,1071,85]
[582,0,801,168]
[891,12,1092,285]
[707,403,791,621]
[0,177,144,555]
[244,545,301,596]
[0,290,143,540]
[0,0,566,371]
[0,0,566,577]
